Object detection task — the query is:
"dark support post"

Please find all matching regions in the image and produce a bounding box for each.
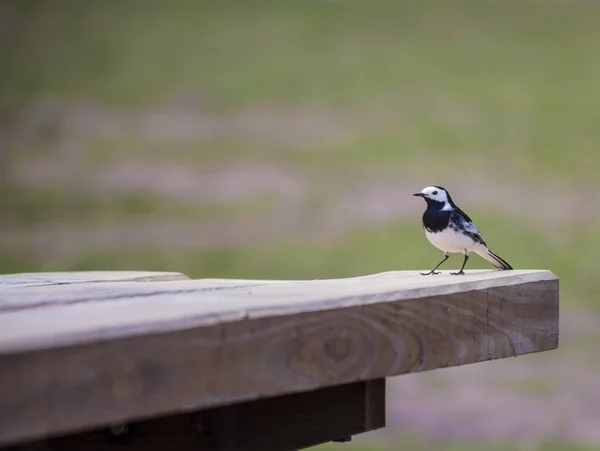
[6,379,386,451]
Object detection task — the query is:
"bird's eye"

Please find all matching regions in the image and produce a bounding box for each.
[432,190,438,195]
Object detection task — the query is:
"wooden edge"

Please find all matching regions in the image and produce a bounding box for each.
[3,380,386,451]
[0,270,557,352]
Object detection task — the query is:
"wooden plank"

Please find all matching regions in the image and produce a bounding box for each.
[0,269,559,447]
[0,269,556,348]
[4,379,385,451]
[0,276,285,314]
[0,271,189,288]
[0,271,190,313]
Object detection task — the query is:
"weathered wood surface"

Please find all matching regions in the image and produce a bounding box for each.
[6,379,385,451]
[0,271,189,288]
[0,269,559,447]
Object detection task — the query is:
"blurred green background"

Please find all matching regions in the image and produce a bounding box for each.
[2,1,600,450]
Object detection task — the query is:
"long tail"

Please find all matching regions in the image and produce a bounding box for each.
[476,248,513,270]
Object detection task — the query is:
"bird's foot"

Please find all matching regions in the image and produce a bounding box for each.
[421,270,441,276]
[450,270,465,275]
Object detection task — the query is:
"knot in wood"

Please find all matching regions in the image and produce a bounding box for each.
[323,336,352,363]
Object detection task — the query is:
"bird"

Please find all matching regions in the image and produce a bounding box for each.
[413,186,513,275]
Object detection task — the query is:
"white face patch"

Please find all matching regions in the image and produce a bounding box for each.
[420,186,449,203]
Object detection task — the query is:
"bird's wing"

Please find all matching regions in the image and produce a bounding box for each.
[452,209,487,247]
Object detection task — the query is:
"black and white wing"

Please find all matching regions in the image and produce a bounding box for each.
[451,208,487,247]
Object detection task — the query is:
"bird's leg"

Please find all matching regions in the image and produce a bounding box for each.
[451,253,469,275]
[421,253,449,276]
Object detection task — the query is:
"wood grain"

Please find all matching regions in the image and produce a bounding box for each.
[0,271,188,288]
[0,270,558,447]
[5,379,385,451]
[0,271,189,313]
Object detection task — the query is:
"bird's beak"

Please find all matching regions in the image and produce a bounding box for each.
[413,192,425,198]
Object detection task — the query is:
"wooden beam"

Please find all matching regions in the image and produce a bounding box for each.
[0,269,559,447]
[5,379,385,451]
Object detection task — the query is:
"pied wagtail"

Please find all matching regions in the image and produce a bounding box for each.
[413,186,513,275]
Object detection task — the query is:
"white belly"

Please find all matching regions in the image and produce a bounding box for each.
[425,228,485,254]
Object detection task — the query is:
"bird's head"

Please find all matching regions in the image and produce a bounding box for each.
[413,186,450,204]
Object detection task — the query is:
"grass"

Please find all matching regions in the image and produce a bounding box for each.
[3,0,600,179]
[498,376,557,396]
[310,441,600,451]
[0,187,276,227]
